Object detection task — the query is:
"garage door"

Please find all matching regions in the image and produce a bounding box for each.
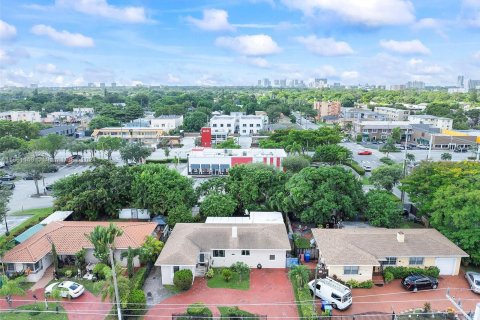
[435,258,456,275]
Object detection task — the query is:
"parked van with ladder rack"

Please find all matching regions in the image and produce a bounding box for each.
[307,277,353,310]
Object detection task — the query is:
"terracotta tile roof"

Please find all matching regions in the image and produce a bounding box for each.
[2,221,157,263]
[311,228,469,266]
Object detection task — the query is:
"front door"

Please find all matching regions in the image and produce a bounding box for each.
[199,253,205,263]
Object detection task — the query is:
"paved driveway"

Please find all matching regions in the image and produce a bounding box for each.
[332,274,479,315]
[145,269,298,318]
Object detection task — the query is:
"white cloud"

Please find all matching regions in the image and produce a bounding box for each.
[55,0,148,23]
[341,70,359,80]
[0,48,30,66]
[380,39,430,55]
[35,63,69,75]
[0,20,17,40]
[313,65,337,77]
[413,18,447,38]
[295,36,354,56]
[461,0,480,27]
[241,57,270,68]
[186,9,235,31]
[31,25,94,47]
[474,51,480,59]
[166,73,181,83]
[215,34,281,56]
[195,74,218,86]
[281,0,415,26]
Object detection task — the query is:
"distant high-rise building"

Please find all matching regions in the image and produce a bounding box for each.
[280,79,287,87]
[263,78,271,87]
[100,83,105,88]
[406,81,425,90]
[390,84,406,90]
[30,84,38,88]
[88,83,95,87]
[274,79,280,86]
[111,82,116,87]
[457,75,464,88]
[257,80,262,86]
[468,79,480,90]
[314,78,328,88]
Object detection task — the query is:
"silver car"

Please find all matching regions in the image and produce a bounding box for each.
[465,272,480,294]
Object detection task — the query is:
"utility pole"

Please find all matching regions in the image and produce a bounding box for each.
[476,144,480,162]
[446,288,480,320]
[426,135,433,160]
[312,264,319,313]
[109,248,122,320]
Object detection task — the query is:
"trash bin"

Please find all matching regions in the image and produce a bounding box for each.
[304,252,310,262]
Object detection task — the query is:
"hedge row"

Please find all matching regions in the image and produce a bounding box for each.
[379,157,396,165]
[345,279,374,289]
[131,267,148,290]
[346,161,365,176]
[383,266,440,279]
[289,275,317,320]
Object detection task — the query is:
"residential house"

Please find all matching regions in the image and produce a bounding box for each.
[1,221,157,282]
[0,111,41,122]
[155,223,291,285]
[311,228,468,284]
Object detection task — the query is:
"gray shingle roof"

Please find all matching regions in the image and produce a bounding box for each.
[155,223,291,266]
[311,228,468,266]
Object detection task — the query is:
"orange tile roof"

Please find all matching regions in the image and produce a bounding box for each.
[2,221,157,263]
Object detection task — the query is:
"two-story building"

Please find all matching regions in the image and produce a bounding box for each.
[408,115,453,130]
[0,111,41,122]
[352,121,412,141]
[374,106,411,121]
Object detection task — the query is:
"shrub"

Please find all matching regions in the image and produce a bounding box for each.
[294,236,311,249]
[347,161,365,176]
[186,302,212,317]
[125,289,146,316]
[57,266,77,278]
[93,263,108,280]
[346,279,373,289]
[384,271,394,283]
[131,267,147,290]
[296,286,318,320]
[222,268,233,282]
[383,266,440,279]
[173,269,193,291]
[205,268,214,279]
[380,157,395,165]
[220,306,258,319]
[65,270,73,278]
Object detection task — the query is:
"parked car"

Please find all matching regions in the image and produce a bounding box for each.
[45,281,85,299]
[71,154,82,160]
[465,272,480,294]
[358,150,372,155]
[454,148,468,153]
[308,277,352,310]
[401,274,438,292]
[43,165,59,173]
[0,174,16,181]
[23,175,34,180]
[45,184,54,191]
[417,145,429,150]
[363,165,372,172]
[0,182,15,190]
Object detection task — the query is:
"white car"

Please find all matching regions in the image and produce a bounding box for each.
[308,277,352,310]
[465,272,480,294]
[363,165,372,172]
[45,281,85,298]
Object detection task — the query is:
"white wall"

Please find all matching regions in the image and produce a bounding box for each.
[211,249,286,269]
[11,254,54,282]
[160,265,196,285]
[85,248,139,267]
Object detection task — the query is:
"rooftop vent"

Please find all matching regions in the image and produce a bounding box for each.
[232,226,237,238]
[397,231,405,243]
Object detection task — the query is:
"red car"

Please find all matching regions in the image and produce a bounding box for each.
[358,150,372,155]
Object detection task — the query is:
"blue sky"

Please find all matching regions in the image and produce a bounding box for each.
[1,0,479,87]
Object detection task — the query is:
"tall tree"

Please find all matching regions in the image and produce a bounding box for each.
[200,194,238,217]
[370,165,403,192]
[0,189,13,235]
[86,223,124,265]
[97,136,125,160]
[380,138,398,157]
[391,127,402,143]
[0,275,26,308]
[94,263,131,309]
[441,152,452,161]
[119,143,152,164]
[120,247,141,278]
[183,111,208,132]
[89,116,121,130]
[313,144,352,164]
[364,190,402,228]
[139,236,164,266]
[14,158,51,195]
[282,156,310,173]
[0,136,28,153]
[33,134,66,162]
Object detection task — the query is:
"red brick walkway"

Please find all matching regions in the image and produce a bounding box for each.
[145,269,299,318]
[331,274,480,316]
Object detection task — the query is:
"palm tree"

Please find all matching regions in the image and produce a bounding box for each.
[94,264,130,308]
[441,153,452,161]
[86,223,124,265]
[120,247,141,278]
[0,275,26,308]
[288,265,310,287]
[286,142,302,155]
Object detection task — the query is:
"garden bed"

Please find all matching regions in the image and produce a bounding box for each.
[207,268,250,290]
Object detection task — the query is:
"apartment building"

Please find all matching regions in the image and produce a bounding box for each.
[150,115,183,131]
[374,107,411,121]
[313,101,341,121]
[210,113,266,137]
[340,108,386,129]
[353,121,412,141]
[0,111,41,122]
[408,115,453,130]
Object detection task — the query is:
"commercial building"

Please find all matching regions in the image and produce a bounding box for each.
[313,101,341,121]
[352,120,412,141]
[408,114,453,130]
[39,125,77,137]
[210,113,267,141]
[411,125,478,150]
[374,106,411,121]
[150,115,183,131]
[0,111,41,122]
[340,108,387,129]
[91,127,166,144]
[187,148,287,176]
[406,81,425,90]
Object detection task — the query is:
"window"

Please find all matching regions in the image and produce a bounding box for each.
[344,266,359,275]
[331,293,341,301]
[409,257,424,265]
[24,260,42,273]
[384,257,397,266]
[256,124,261,127]
[241,250,250,256]
[243,124,247,127]
[220,124,224,127]
[173,266,180,273]
[213,250,225,257]
[269,255,275,261]
[371,129,378,133]
[227,124,231,127]
[242,130,246,133]
[250,124,253,127]
[7,264,15,271]
[213,124,217,127]
[382,129,389,133]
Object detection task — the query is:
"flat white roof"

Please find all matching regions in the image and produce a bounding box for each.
[354,120,411,126]
[40,211,73,225]
[205,211,283,224]
[189,148,287,157]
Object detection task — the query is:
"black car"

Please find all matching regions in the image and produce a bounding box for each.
[72,154,82,160]
[454,148,468,153]
[402,274,438,292]
[43,165,59,173]
[0,182,15,190]
[23,175,35,180]
[45,184,54,191]
[0,174,16,181]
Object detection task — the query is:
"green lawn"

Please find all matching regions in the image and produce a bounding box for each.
[1,302,68,320]
[361,176,371,185]
[9,207,54,217]
[207,268,250,290]
[45,277,102,296]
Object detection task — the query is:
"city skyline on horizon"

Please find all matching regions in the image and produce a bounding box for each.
[1,0,480,88]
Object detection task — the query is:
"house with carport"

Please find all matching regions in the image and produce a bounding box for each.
[311,228,468,284]
[155,223,291,285]
[1,221,157,282]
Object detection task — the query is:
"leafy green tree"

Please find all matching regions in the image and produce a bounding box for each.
[441,152,452,161]
[94,263,131,309]
[200,194,237,217]
[0,120,41,139]
[121,247,141,278]
[119,143,152,164]
[0,275,26,308]
[124,103,144,122]
[285,142,302,155]
[0,136,28,153]
[231,261,250,282]
[380,138,398,157]
[0,189,12,235]
[214,138,241,149]
[406,153,415,163]
[282,156,310,173]
[97,136,125,160]
[313,144,352,164]
[370,165,403,192]
[288,265,310,287]
[364,190,402,227]
[75,248,87,274]
[391,127,402,143]
[83,140,98,158]
[140,236,164,265]
[132,164,196,216]
[32,134,66,162]
[89,116,121,130]
[167,204,194,227]
[14,158,51,195]
[183,111,208,132]
[0,149,24,166]
[86,223,124,265]
[283,166,365,225]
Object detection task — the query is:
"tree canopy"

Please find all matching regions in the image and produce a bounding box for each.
[364,190,402,228]
[313,144,352,165]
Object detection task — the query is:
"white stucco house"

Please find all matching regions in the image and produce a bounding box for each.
[155,223,291,285]
[1,221,157,282]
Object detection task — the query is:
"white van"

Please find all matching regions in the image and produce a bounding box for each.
[307,277,352,310]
